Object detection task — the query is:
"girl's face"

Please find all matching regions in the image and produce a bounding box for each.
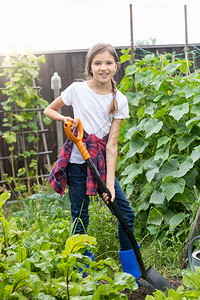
[90,50,119,85]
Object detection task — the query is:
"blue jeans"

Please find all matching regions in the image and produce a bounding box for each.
[67,162,135,251]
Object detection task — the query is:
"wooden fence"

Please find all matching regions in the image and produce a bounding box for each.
[0,43,200,190]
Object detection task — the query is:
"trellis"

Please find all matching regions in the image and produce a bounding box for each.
[0,56,51,198]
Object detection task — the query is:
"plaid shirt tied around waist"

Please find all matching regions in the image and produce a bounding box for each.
[48,128,108,196]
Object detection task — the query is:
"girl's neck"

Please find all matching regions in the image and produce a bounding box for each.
[87,80,112,95]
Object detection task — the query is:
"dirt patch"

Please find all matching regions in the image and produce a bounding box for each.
[124,278,183,300]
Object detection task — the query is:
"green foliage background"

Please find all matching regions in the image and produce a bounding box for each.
[117,51,200,242]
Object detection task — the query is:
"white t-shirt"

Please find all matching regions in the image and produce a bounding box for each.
[61,81,130,163]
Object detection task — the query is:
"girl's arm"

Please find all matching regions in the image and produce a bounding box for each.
[44,96,77,129]
[103,118,123,204]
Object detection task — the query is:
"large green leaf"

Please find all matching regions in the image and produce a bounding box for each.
[13,113,24,122]
[193,93,200,104]
[177,135,197,151]
[150,189,165,205]
[153,105,168,118]
[15,99,27,108]
[157,136,171,148]
[137,105,145,121]
[3,131,16,143]
[122,163,143,185]
[126,137,148,158]
[16,246,27,263]
[164,63,181,74]
[183,85,194,99]
[161,176,185,201]
[191,103,200,115]
[147,207,163,225]
[191,145,200,163]
[135,70,153,87]
[151,74,167,91]
[125,126,140,140]
[169,103,189,121]
[126,91,144,106]
[62,234,97,258]
[154,145,169,161]
[186,116,200,129]
[177,157,194,177]
[125,64,138,75]
[146,161,160,183]
[144,119,163,138]
[169,213,187,231]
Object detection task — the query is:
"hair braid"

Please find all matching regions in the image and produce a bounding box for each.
[109,78,118,115]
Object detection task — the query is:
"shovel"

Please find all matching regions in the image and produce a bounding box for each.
[64,119,174,294]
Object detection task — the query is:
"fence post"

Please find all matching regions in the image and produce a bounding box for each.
[51,72,63,154]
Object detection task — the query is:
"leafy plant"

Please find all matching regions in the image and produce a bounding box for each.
[88,197,119,260]
[0,191,138,299]
[0,51,50,198]
[117,50,200,241]
[146,267,200,299]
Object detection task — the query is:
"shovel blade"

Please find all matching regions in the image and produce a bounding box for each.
[137,267,174,294]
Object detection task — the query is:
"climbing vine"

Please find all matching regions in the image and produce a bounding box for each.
[0,51,50,198]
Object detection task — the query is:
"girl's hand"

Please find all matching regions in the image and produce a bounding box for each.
[63,117,79,130]
[102,186,115,205]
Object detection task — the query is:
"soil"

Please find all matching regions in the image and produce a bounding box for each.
[123,278,183,300]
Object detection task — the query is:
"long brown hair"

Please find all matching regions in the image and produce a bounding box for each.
[85,43,120,115]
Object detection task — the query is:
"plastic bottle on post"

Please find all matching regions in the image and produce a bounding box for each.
[51,72,61,91]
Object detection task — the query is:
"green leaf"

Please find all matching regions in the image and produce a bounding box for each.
[16,246,27,263]
[177,135,197,151]
[25,87,35,98]
[37,54,46,63]
[177,157,194,177]
[161,176,185,201]
[15,268,30,286]
[15,99,27,108]
[183,86,194,99]
[191,103,200,115]
[3,131,16,143]
[26,135,35,143]
[169,213,187,231]
[137,105,145,121]
[125,126,139,140]
[191,145,200,163]
[125,64,138,75]
[146,161,160,183]
[122,163,143,185]
[135,70,154,87]
[157,136,171,148]
[154,145,169,161]
[193,93,200,104]
[147,207,163,225]
[153,105,168,118]
[13,113,24,122]
[42,115,52,126]
[113,272,138,291]
[151,74,167,91]
[169,103,189,121]
[144,119,163,138]
[164,62,181,74]
[186,116,200,129]
[38,98,49,109]
[62,234,97,258]
[126,91,144,106]
[126,137,148,158]
[150,189,165,205]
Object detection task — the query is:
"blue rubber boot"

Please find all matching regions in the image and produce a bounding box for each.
[119,248,141,284]
[79,251,94,278]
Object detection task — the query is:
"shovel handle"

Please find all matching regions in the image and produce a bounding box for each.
[63,118,91,160]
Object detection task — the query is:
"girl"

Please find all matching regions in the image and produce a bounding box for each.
[44,43,139,279]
